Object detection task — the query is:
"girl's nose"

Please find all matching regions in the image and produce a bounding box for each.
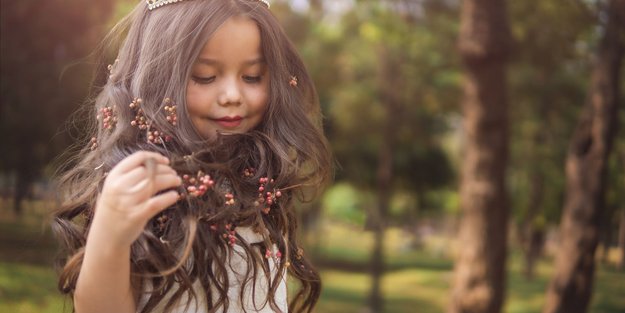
[217,78,241,106]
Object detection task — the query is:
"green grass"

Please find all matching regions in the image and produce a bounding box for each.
[1,201,624,313]
[0,262,70,313]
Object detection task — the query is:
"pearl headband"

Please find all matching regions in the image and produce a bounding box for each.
[146,0,270,10]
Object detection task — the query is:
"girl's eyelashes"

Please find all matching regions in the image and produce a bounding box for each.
[191,76,216,84]
[243,75,262,83]
[191,75,263,84]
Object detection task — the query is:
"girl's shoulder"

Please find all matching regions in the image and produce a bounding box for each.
[235,226,265,244]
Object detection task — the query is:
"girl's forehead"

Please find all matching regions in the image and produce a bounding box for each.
[195,16,263,64]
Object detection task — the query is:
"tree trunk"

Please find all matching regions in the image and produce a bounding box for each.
[13,145,37,216]
[543,1,625,312]
[619,209,625,270]
[448,0,511,312]
[368,46,400,313]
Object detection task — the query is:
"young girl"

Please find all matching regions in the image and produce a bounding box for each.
[52,1,331,312]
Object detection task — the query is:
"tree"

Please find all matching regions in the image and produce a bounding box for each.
[448,0,511,312]
[543,0,625,312]
[506,0,595,279]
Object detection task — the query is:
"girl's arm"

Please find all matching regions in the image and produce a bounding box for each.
[74,151,181,313]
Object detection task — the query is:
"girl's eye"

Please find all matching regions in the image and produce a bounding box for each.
[243,75,262,83]
[192,76,215,84]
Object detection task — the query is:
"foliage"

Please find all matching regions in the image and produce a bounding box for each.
[507,0,598,225]
[325,1,458,192]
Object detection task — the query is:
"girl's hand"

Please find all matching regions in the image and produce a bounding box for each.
[90,151,182,248]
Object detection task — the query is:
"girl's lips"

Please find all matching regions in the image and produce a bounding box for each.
[213,116,243,128]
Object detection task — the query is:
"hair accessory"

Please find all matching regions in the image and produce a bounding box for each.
[181,171,215,198]
[224,223,237,246]
[164,98,177,126]
[156,213,170,235]
[129,98,148,130]
[147,0,269,10]
[146,0,185,10]
[243,167,256,177]
[289,76,298,87]
[97,105,118,130]
[107,58,119,80]
[90,137,98,151]
[254,176,281,215]
[224,192,235,205]
[129,98,174,144]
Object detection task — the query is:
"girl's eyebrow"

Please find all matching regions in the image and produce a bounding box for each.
[195,57,266,66]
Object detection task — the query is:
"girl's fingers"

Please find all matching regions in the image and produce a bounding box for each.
[117,164,177,188]
[141,190,180,219]
[111,151,169,176]
[150,173,183,193]
[126,172,182,196]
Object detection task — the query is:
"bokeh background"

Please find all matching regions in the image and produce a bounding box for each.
[1,0,624,312]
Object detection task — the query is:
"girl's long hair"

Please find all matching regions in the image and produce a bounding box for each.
[52,1,332,312]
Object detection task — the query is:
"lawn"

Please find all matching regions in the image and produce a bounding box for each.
[1,200,624,313]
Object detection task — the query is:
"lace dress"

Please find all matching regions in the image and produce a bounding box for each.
[138,226,288,313]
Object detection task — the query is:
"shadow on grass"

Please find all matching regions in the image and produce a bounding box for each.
[315,246,453,273]
[320,285,442,313]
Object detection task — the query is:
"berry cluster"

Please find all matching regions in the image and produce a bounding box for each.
[243,167,256,178]
[224,193,235,206]
[224,223,236,246]
[255,177,282,215]
[209,223,237,246]
[97,105,118,130]
[156,214,170,234]
[90,137,98,151]
[147,129,173,145]
[181,171,215,198]
[164,98,177,126]
[265,248,283,260]
[289,76,298,87]
[129,98,148,130]
[129,98,174,145]
[107,58,119,80]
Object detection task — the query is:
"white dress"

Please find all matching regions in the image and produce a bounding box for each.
[138,227,288,313]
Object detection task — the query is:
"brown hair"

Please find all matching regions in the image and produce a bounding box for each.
[52,1,332,312]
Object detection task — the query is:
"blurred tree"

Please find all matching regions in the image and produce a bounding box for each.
[506,0,595,279]
[618,209,625,271]
[0,0,115,214]
[448,0,511,313]
[543,0,625,312]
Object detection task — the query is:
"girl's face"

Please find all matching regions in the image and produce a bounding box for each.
[186,16,269,139]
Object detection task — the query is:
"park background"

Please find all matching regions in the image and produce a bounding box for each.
[1,0,624,312]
